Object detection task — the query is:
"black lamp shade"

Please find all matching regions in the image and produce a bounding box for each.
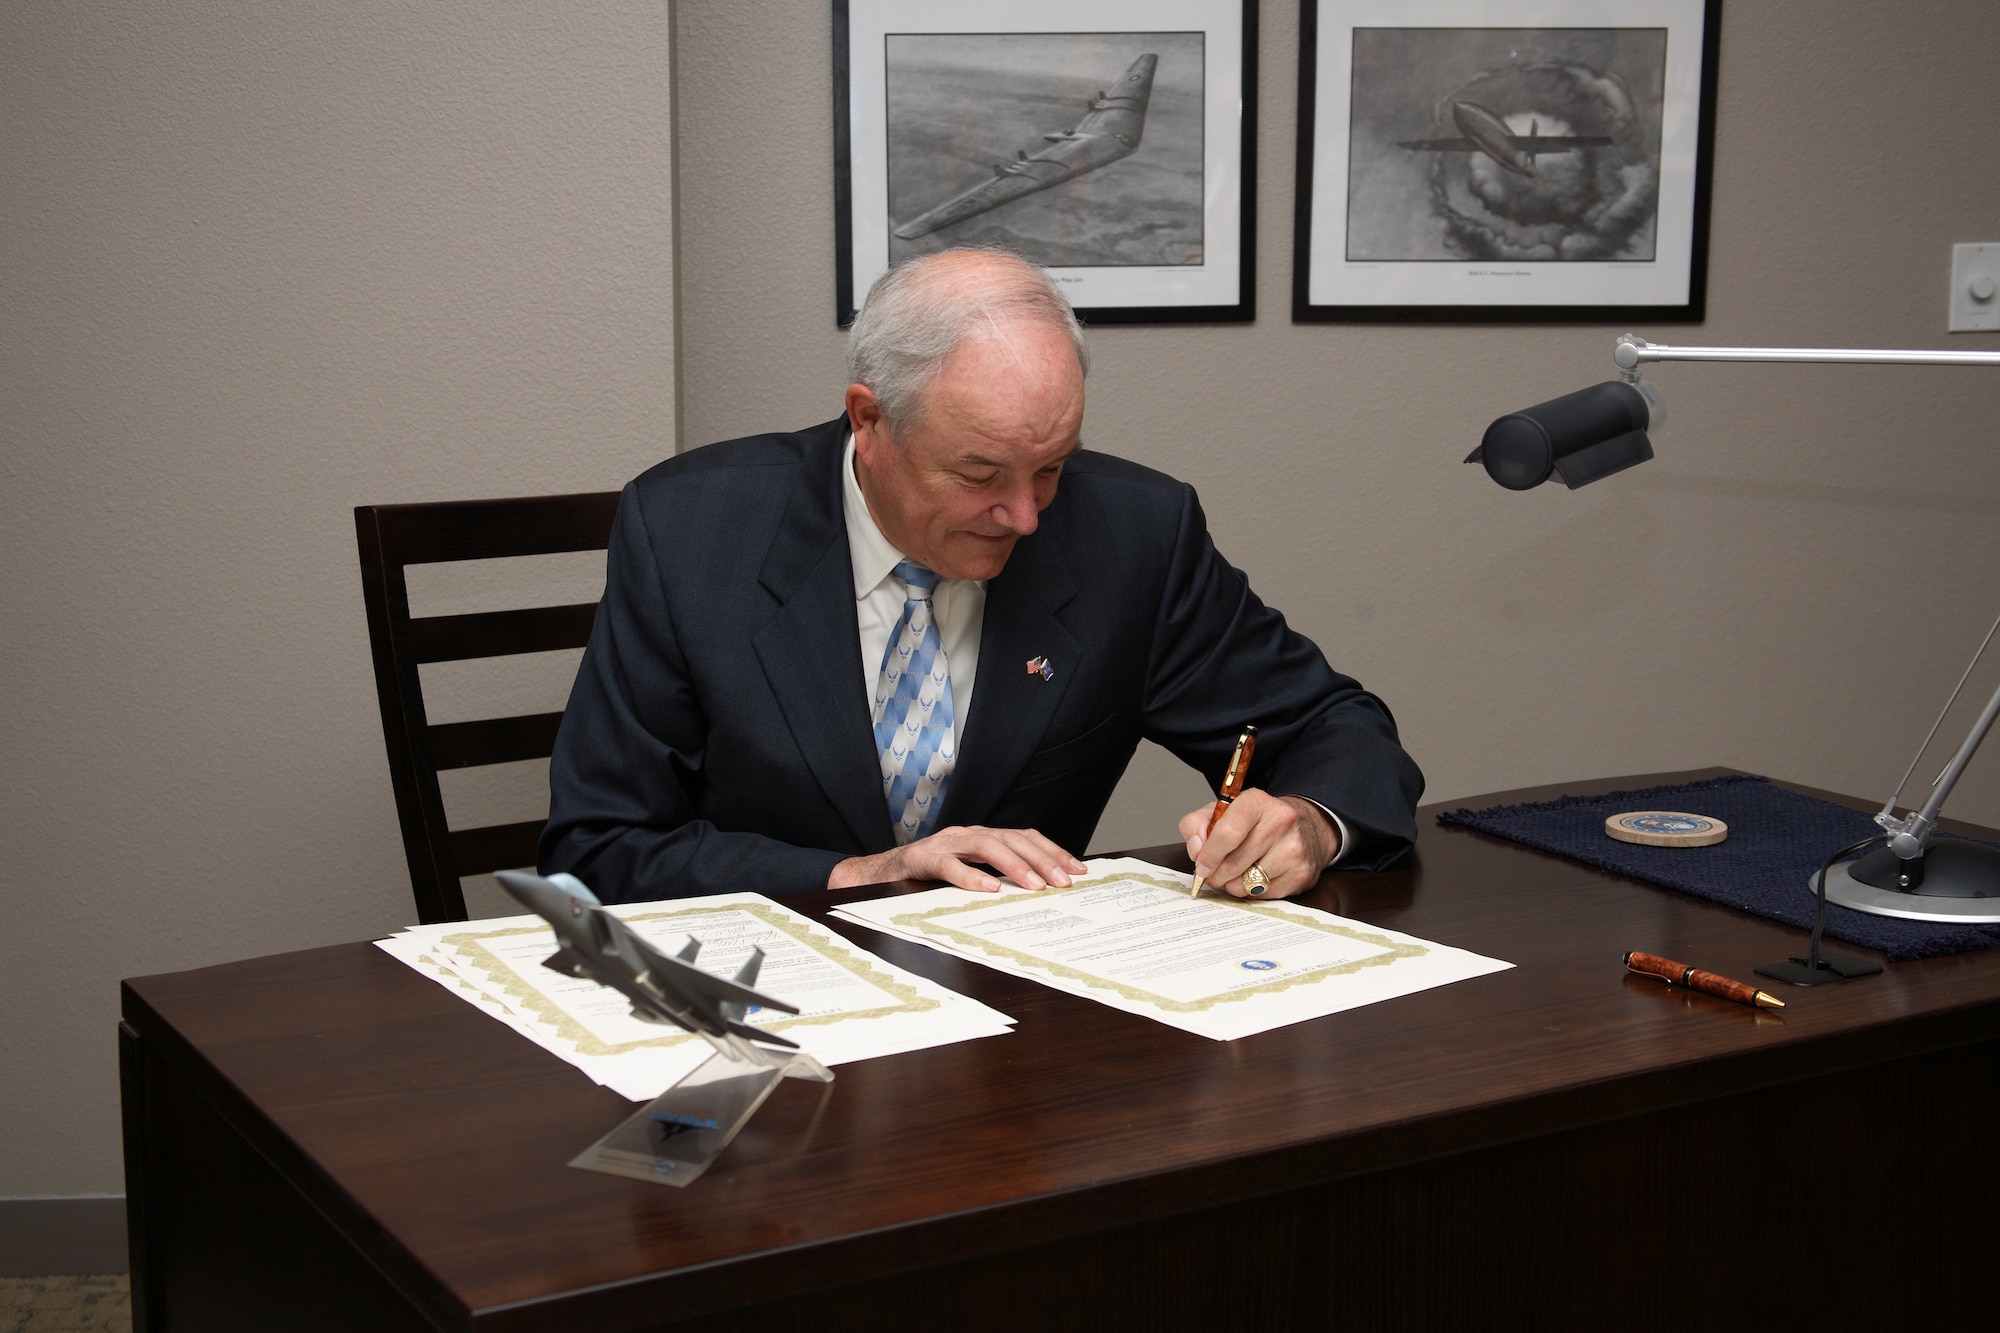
[1469,380,1654,490]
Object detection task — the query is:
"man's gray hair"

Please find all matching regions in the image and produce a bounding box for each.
[847,247,1089,435]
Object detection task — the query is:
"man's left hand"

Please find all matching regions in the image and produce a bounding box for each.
[1179,790,1339,900]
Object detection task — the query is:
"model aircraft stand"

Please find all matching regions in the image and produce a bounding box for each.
[494,869,836,1188]
[574,1044,833,1188]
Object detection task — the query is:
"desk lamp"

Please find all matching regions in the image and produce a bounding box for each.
[1467,336,2000,976]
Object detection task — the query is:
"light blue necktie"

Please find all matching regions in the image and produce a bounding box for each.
[872,560,955,844]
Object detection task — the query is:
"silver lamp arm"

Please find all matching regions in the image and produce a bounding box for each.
[1880,616,2000,857]
[1612,334,2000,858]
[1579,333,2000,924]
[1615,335,2000,369]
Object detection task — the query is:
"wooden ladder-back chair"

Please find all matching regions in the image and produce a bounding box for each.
[355,492,621,923]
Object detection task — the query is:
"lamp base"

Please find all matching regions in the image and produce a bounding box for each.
[1755,953,1883,987]
[1822,841,2000,922]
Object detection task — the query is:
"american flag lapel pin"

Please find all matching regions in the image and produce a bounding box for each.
[1025,655,1054,681]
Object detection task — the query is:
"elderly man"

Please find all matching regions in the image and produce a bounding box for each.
[542,248,1421,903]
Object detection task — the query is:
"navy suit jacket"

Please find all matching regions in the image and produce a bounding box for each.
[541,415,1423,902]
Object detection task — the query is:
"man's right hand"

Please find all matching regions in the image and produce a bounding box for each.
[828,825,1087,893]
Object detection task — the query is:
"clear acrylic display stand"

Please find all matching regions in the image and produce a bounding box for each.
[571,1046,834,1188]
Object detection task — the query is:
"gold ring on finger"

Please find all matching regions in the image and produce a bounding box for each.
[1243,864,1269,897]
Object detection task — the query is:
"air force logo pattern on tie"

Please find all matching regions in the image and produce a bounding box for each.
[872,560,955,844]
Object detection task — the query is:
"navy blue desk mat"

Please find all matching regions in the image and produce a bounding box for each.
[1437,774,2000,962]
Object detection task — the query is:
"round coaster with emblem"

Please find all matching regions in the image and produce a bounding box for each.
[1605,810,1729,847]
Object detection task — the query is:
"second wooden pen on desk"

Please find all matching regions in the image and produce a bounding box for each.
[1624,950,1786,1009]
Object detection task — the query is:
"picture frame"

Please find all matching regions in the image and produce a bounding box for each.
[1292,0,1721,323]
[834,0,1258,325]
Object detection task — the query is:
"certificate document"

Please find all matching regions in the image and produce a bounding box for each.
[835,858,1511,1041]
[379,893,1013,1099]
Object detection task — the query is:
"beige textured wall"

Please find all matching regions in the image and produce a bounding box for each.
[1,3,674,1197]
[674,0,2000,859]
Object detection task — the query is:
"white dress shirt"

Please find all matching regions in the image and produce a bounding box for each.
[843,435,983,748]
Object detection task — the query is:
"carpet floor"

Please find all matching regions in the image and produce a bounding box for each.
[0,1277,131,1333]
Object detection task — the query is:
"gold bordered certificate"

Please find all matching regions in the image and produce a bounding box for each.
[378,892,1014,1099]
[833,858,1512,1041]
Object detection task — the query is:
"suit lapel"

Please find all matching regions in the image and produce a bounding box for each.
[942,531,1080,827]
[751,421,896,852]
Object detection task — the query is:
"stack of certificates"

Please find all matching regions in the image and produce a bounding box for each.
[377,892,1016,1100]
[833,857,1512,1042]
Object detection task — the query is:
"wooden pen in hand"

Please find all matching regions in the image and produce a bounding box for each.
[1624,951,1786,1009]
[1190,727,1257,897]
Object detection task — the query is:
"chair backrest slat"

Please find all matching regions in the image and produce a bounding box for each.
[448,820,549,879]
[356,492,620,923]
[428,712,566,771]
[369,493,624,564]
[406,604,599,663]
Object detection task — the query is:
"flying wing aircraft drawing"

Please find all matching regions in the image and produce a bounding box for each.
[1398,99,1613,177]
[893,52,1159,240]
[496,870,801,1063]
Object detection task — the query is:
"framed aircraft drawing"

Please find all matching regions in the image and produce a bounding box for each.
[834,0,1257,325]
[1293,0,1721,323]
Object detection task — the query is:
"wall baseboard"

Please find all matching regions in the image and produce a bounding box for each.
[0,1197,128,1275]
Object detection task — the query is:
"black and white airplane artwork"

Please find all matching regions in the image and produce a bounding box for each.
[496,869,800,1063]
[894,52,1159,239]
[1397,99,1613,177]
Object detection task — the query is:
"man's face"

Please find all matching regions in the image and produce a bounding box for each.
[848,324,1084,582]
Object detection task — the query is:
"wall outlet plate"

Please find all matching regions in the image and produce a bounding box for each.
[1948,242,1999,332]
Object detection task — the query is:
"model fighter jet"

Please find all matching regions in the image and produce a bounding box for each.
[496,870,801,1063]
[893,52,1158,239]
[1398,99,1613,177]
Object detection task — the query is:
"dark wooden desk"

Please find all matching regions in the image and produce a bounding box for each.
[121,772,2000,1331]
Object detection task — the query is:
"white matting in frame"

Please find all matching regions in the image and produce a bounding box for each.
[837,0,1253,323]
[1295,0,1718,321]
